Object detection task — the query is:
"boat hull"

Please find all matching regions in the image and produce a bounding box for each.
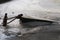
[20,17,54,23]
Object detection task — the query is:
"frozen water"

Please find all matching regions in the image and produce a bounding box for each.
[0,0,60,40]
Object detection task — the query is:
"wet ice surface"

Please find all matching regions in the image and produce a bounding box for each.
[0,0,60,40]
[20,20,60,40]
[0,19,21,40]
[0,18,60,40]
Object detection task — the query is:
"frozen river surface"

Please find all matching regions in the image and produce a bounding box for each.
[0,0,60,40]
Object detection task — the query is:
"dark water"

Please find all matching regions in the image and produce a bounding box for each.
[0,0,12,4]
